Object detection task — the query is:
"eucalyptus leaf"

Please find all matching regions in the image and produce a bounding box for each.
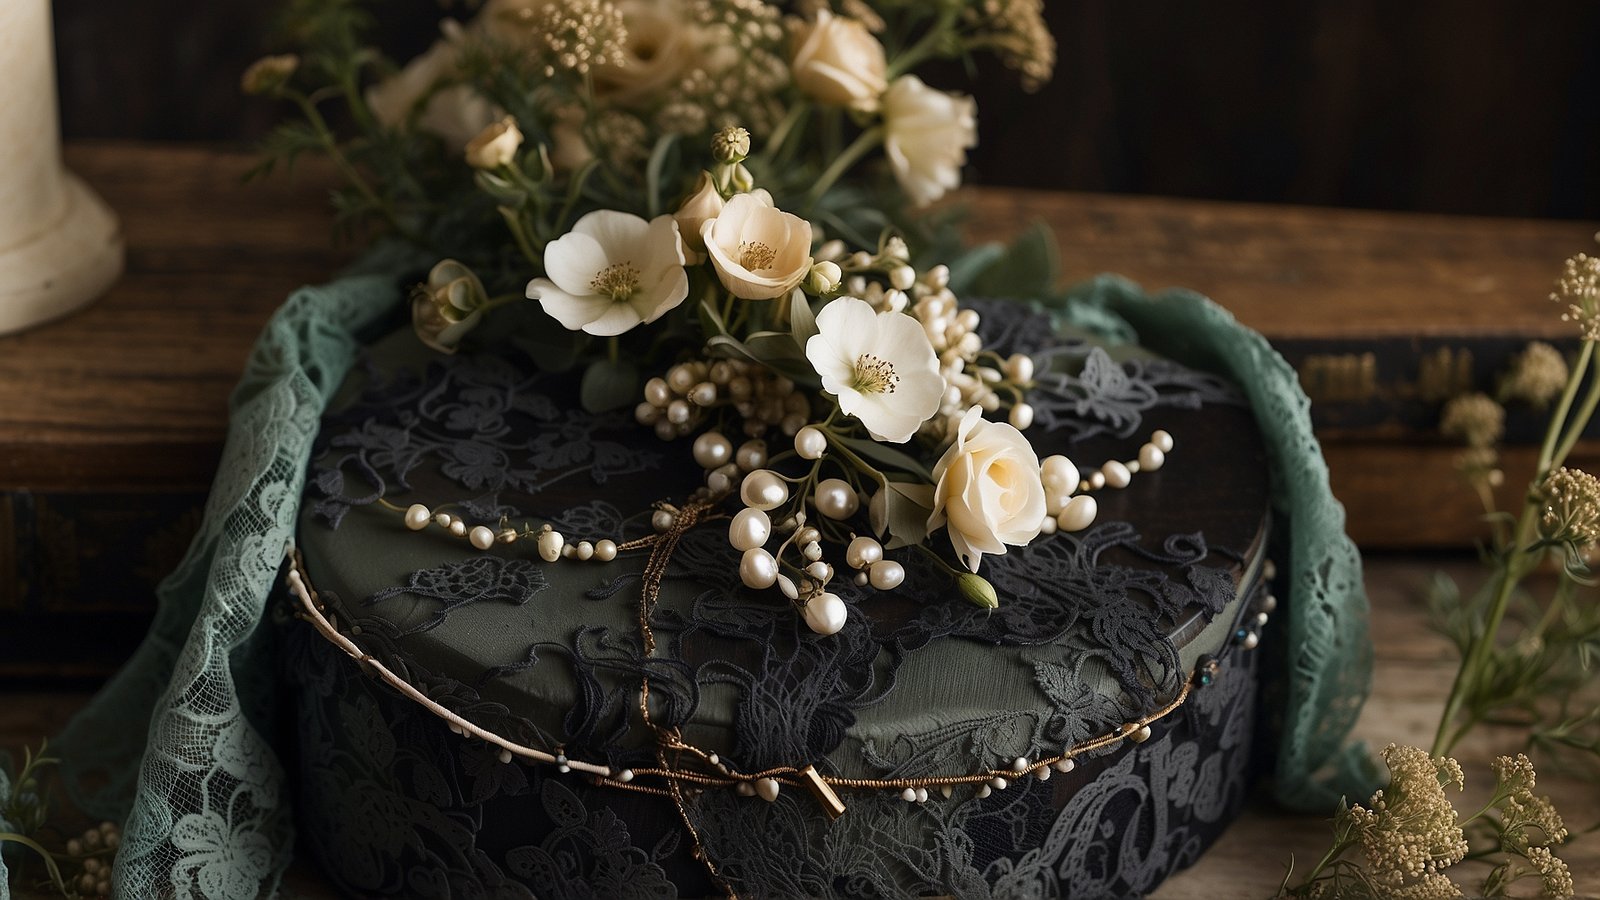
[834,434,935,482]
[580,359,640,413]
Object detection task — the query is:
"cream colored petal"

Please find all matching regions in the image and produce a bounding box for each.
[573,209,653,257]
[633,265,690,325]
[542,231,611,296]
[582,301,646,336]
[531,279,615,332]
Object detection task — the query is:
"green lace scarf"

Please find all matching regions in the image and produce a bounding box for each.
[0,263,1375,899]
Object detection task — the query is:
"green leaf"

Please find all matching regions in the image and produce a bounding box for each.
[834,434,935,482]
[789,290,819,346]
[878,478,934,549]
[972,222,1060,299]
[942,242,1007,296]
[580,359,639,413]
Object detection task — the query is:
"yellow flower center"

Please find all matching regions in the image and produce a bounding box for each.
[738,241,777,271]
[851,353,899,395]
[590,262,641,301]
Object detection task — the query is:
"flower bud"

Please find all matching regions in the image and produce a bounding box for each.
[806,260,843,295]
[712,126,752,163]
[412,259,489,353]
[729,162,755,193]
[957,573,999,609]
[881,235,910,262]
[241,54,299,96]
[674,171,724,256]
[465,115,524,170]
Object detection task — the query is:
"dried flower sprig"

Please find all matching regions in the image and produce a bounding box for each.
[1280,748,1572,900]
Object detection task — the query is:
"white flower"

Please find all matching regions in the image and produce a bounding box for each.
[594,0,701,105]
[702,193,814,300]
[366,20,500,149]
[464,116,524,169]
[806,296,942,443]
[674,171,724,261]
[929,407,1046,571]
[882,75,978,207]
[789,10,888,111]
[527,210,689,336]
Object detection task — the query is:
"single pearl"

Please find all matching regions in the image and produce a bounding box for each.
[689,381,718,407]
[644,377,671,408]
[1011,757,1028,773]
[915,787,929,803]
[652,509,677,532]
[796,525,820,545]
[692,431,733,469]
[868,560,905,590]
[735,440,768,472]
[666,364,697,393]
[1041,455,1079,498]
[1152,429,1175,453]
[1138,443,1166,472]
[803,592,848,636]
[728,507,771,551]
[1057,495,1098,532]
[976,785,992,799]
[449,519,467,537]
[1088,471,1106,490]
[575,541,594,561]
[846,536,883,569]
[434,512,453,528]
[794,426,827,460]
[755,778,781,802]
[900,787,917,803]
[1259,593,1278,614]
[805,561,831,581]
[989,776,1008,791]
[634,402,660,426]
[1039,515,1058,535]
[1004,353,1034,384]
[740,548,779,589]
[1102,460,1131,489]
[740,469,788,510]
[1008,403,1034,430]
[666,399,692,425]
[1053,758,1076,773]
[854,572,870,586]
[469,525,495,550]
[404,504,431,531]
[594,540,618,562]
[537,529,565,562]
[813,478,859,520]
[802,541,823,561]
[777,574,799,600]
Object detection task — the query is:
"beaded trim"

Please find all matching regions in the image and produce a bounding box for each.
[282,545,1271,810]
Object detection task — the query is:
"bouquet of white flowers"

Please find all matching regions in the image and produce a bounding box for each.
[244,0,1159,636]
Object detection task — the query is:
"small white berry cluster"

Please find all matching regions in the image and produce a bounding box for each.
[1036,430,1176,537]
[728,469,874,637]
[402,503,619,562]
[635,359,808,441]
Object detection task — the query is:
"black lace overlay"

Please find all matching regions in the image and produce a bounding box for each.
[290,300,1270,895]
[279,598,1261,899]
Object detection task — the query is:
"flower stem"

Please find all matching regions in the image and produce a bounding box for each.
[807,126,885,209]
[1550,347,1600,468]
[290,92,422,246]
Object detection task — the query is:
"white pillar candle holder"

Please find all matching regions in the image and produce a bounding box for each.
[0,0,123,336]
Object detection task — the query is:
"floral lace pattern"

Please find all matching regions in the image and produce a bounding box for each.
[281,598,1260,898]
[306,302,1255,784]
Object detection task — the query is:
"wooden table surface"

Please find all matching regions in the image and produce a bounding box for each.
[7,557,1595,897]
[5,144,1600,895]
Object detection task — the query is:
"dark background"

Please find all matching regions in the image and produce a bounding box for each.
[51,0,1600,219]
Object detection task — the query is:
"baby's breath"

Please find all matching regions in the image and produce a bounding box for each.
[1440,392,1505,449]
[965,0,1056,91]
[1500,342,1569,408]
[1553,253,1600,341]
[1538,467,1600,546]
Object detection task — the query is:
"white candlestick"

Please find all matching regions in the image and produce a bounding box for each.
[0,0,123,335]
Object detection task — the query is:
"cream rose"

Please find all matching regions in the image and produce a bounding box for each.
[928,407,1046,571]
[464,116,524,169]
[882,75,978,207]
[701,192,813,300]
[673,171,724,261]
[789,10,888,111]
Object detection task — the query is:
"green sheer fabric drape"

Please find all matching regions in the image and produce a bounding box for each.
[0,265,1374,899]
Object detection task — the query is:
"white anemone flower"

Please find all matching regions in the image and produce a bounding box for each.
[882,75,978,208]
[806,296,943,443]
[527,210,689,336]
